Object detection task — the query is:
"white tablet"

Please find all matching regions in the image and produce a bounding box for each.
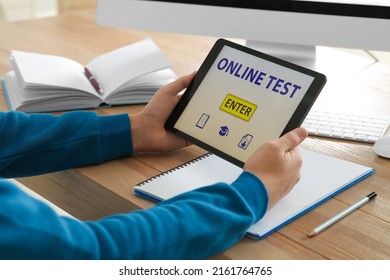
[165,39,327,167]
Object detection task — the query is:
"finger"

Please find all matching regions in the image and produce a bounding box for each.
[277,127,308,151]
[160,71,196,96]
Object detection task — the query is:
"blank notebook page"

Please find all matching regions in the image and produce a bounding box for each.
[134,148,374,238]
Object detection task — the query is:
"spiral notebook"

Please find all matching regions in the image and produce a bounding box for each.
[134,148,374,239]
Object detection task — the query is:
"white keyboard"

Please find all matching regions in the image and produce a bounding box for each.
[302,110,390,143]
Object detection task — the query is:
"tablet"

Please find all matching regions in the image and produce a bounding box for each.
[165,39,327,167]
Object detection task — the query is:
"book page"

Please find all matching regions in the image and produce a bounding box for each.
[86,38,172,96]
[106,69,177,103]
[11,51,97,95]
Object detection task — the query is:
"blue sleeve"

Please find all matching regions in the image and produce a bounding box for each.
[0,111,132,178]
[0,172,268,259]
[0,110,269,259]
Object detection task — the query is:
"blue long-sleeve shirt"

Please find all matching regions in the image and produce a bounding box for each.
[0,111,268,259]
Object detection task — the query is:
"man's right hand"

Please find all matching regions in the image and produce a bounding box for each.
[243,127,308,209]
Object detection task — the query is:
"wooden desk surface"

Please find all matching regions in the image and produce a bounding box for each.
[1,10,389,260]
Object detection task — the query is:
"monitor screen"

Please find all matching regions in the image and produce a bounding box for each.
[96,0,390,68]
[146,1,389,19]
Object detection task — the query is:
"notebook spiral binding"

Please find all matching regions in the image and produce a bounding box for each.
[135,153,212,186]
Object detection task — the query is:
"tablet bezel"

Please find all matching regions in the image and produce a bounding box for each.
[165,38,327,167]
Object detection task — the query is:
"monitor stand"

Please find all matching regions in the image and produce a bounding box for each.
[246,40,317,69]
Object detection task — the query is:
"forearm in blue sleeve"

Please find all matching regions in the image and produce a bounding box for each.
[0,172,268,259]
[0,111,132,178]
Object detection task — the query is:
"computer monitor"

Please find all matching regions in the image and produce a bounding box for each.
[96,0,390,69]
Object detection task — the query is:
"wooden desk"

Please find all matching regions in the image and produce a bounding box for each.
[0,10,389,260]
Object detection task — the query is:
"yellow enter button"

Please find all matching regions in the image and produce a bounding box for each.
[219,93,257,121]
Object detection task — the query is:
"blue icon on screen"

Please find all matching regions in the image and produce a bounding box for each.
[219,126,229,136]
[238,134,253,150]
[196,113,210,129]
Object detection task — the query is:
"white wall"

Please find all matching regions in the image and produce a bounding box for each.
[0,0,57,22]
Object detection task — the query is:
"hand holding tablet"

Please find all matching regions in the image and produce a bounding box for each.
[165,39,327,167]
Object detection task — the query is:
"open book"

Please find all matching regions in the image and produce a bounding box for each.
[2,38,177,113]
[134,148,374,239]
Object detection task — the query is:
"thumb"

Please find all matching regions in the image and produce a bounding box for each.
[161,71,196,96]
[277,127,308,152]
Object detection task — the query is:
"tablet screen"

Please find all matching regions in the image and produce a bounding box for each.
[166,39,326,167]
